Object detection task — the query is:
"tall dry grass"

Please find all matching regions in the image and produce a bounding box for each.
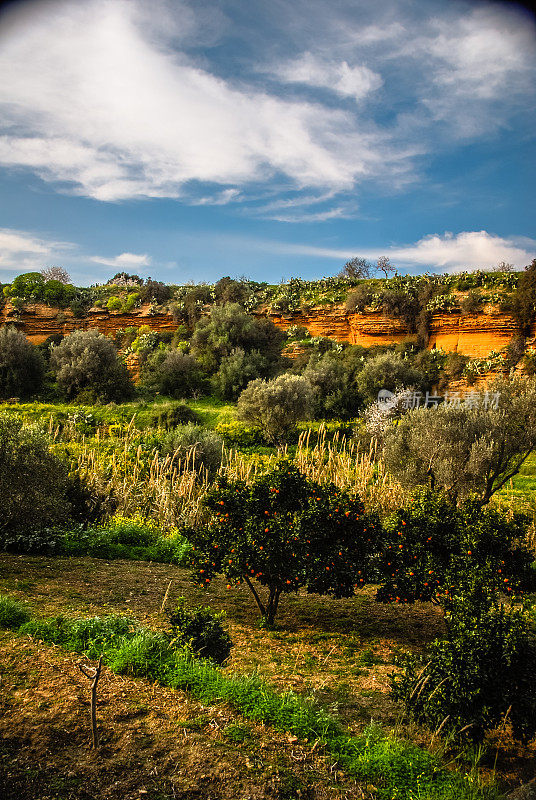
[74,428,211,528]
[70,423,405,527]
[223,426,405,513]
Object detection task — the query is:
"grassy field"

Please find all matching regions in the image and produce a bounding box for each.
[497,453,536,510]
[1,554,534,800]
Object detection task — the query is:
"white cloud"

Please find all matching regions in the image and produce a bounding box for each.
[274,231,536,272]
[90,252,152,268]
[412,7,536,136]
[271,52,382,102]
[0,0,405,202]
[0,227,74,274]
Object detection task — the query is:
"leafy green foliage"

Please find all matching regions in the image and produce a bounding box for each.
[303,351,362,420]
[62,515,192,564]
[191,303,284,374]
[357,351,428,405]
[140,349,207,398]
[215,419,265,447]
[50,329,134,402]
[214,347,275,401]
[0,325,45,399]
[375,489,534,605]
[391,596,536,743]
[157,422,224,476]
[166,597,232,664]
[190,461,379,625]
[0,413,72,545]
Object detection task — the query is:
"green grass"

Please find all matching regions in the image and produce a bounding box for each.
[498,453,536,509]
[4,599,499,800]
[186,396,236,428]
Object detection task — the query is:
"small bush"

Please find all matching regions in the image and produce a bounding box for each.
[167,597,232,664]
[140,349,207,399]
[357,352,427,405]
[51,329,133,402]
[0,595,30,629]
[0,414,72,544]
[391,597,536,743]
[147,403,200,429]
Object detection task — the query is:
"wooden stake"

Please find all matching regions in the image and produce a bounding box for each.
[78,655,103,749]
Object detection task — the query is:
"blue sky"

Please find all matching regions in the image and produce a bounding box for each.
[0,0,535,285]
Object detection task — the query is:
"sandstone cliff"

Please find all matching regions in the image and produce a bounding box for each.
[1,300,533,359]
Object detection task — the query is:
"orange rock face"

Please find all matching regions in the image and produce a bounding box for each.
[0,302,176,344]
[0,300,532,359]
[266,305,529,358]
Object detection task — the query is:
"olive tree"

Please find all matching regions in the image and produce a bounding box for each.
[50,329,133,402]
[236,374,314,443]
[383,377,536,504]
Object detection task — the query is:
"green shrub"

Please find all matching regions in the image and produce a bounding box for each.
[0,595,30,629]
[166,597,232,664]
[214,347,274,401]
[43,280,76,308]
[50,329,134,402]
[236,373,314,443]
[106,296,122,311]
[0,414,72,545]
[0,326,45,399]
[357,351,427,405]
[191,303,284,374]
[375,489,533,605]
[9,272,45,302]
[62,516,192,565]
[148,403,200,429]
[391,596,536,743]
[140,349,207,398]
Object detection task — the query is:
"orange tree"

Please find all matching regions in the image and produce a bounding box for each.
[189,461,380,626]
[374,489,534,607]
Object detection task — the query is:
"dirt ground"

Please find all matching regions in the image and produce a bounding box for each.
[1,554,535,798]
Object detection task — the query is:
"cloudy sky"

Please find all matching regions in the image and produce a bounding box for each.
[0,0,534,284]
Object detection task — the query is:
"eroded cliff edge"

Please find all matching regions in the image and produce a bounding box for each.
[1,301,533,358]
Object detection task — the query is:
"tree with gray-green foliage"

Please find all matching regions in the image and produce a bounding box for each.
[382,377,536,504]
[236,374,314,443]
[0,326,45,399]
[357,351,427,405]
[0,414,71,546]
[50,329,133,402]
